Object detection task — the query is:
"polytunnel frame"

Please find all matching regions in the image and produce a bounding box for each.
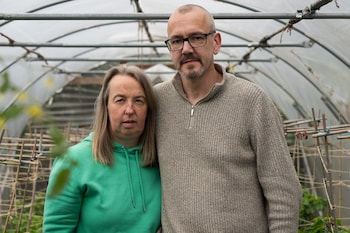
[1,2,350,230]
[11,23,325,123]
[1,0,350,132]
[1,11,350,124]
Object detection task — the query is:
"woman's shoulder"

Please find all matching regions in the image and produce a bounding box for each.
[51,137,94,174]
[56,135,93,163]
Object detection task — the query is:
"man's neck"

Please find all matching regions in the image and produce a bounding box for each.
[181,67,222,105]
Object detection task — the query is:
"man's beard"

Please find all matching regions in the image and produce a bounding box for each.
[179,56,205,80]
[179,67,204,80]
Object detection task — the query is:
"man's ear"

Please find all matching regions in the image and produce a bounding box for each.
[213,32,221,55]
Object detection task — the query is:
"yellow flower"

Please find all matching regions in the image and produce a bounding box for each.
[18,92,29,102]
[25,104,44,118]
[0,117,6,129]
[44,78,54,88]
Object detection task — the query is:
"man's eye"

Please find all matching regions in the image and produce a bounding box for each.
[191,35,204,42]
[171,39,182,45]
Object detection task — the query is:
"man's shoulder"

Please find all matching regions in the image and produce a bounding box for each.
[224,73,260,89]
[154,80,172,88]
[154,80,173,94]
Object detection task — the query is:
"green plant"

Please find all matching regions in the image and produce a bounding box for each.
[1,72,71,196]
[299,188,327,221]
[299,187,350,233]
[0,71,75,232]
[1,193,45,233]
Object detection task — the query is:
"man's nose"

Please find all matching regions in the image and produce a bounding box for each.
[182,40,193,53]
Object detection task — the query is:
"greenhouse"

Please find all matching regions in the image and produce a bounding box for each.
[0,0,350,232]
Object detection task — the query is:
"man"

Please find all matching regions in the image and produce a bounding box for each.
[154,4,302,233]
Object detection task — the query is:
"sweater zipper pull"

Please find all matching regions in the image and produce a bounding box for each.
[189,106,194,129]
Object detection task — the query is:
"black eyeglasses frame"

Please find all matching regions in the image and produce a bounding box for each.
[164,31,216,51]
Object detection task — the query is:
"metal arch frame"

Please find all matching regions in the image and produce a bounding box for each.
[1,5,349,123]
[210,0,350,122]
[218,28,349,123]
[0,0,74,27]
[2,20,161,110]
[220,28,348,123]
[21,55,312,122]
[1,0,345,69]
[1,12,350,20]
[0,20,153,74]
[52,64,312,120]
[213,0,350,69]
[235,66,311,120]
[1,15,346,68]
[0,0,78,74]
[2,20,348,123]
[25,57,277,63]
[2,48,93,111]
[1,10,348,69]
[0,21,169,111]
[0,41,311,48]
[26,0,74,13]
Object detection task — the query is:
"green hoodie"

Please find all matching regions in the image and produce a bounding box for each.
[43,133,161,233]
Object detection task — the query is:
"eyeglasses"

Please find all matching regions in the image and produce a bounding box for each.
[165,31,216,51]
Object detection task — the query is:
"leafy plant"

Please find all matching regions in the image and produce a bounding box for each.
[1,193,45,233]
[299,187,350,233]
[1,72,71,197]
[1,71,74,232]
[299,188,327,221]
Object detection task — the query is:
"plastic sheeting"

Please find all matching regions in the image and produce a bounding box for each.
[0,0,349,137]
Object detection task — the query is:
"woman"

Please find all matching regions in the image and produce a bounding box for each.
[43,64,161,233]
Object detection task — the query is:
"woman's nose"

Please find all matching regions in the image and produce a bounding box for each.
[125,103,135,114]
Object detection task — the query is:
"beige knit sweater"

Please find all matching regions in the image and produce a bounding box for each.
[154,64,302,233]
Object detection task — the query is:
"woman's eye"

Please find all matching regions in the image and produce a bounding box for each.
[115,98,124,103]
[135,99,145,105]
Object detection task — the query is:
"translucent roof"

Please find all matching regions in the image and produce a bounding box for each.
[1,0,349,137]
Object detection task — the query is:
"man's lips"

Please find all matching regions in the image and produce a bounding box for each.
[181,56,199,65]
[182,59,196,64]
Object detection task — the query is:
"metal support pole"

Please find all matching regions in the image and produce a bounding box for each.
[1,12,350,20]
[24,57,278,63]
[0,41,312,48]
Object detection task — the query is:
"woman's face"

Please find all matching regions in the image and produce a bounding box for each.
[107,74,147,147]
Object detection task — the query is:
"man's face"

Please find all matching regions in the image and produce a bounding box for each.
[167,9,218,80]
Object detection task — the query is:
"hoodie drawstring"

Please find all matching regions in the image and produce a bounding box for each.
[135,151,147,212]
[123,147,146,212]
[125,151,136,208]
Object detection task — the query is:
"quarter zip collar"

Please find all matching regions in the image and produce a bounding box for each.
[172,63,227,105]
